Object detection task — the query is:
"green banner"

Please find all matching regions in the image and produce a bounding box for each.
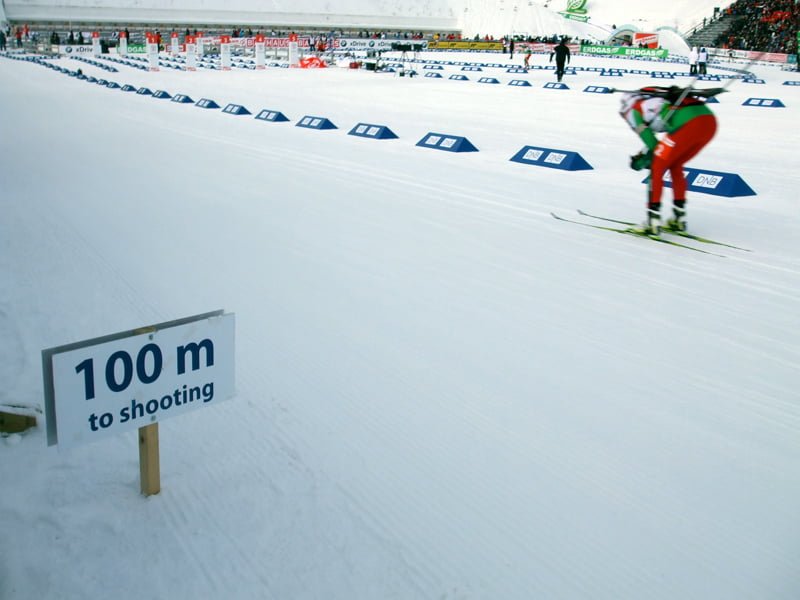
[560,12,590,22]
[561,0,590,22]
[580,44,668,59]
[126,43,146,54]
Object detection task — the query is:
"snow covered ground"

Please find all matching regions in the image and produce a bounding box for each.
[1,49,799,599]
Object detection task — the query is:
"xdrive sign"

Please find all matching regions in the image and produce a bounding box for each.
[43,311,235,450]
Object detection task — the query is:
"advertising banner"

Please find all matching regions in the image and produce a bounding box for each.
[337,38,413,52]
[633,33,659,49]
[581,44,669,58]
[708,47,790,63]
[428,41,504,51]
[59,45,96,55]
[560,0,590,22]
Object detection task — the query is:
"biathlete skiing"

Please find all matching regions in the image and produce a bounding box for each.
[619,85,719,236]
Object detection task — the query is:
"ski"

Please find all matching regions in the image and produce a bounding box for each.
[551,212,726,257]
[576,210,751,251]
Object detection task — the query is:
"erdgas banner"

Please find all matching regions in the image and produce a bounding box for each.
[581,44,669,59]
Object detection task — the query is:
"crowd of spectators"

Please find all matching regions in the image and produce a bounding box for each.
[714,0,798,53]
[3,24,448,47]
[471,33,593,46]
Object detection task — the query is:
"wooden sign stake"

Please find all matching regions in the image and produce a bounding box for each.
[139,422,161,496]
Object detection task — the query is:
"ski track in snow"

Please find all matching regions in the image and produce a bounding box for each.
[2,50,800,599]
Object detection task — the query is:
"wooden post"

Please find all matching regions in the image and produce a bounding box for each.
[139,422,161,496]
[0,411,37,433]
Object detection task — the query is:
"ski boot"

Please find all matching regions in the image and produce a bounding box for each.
[640,204,662,236]
[665,200,687,232]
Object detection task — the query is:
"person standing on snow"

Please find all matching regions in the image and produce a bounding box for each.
[549,38,570,82]
[619,86,718,235]
[688,46,699,75]
[698,47,709,74]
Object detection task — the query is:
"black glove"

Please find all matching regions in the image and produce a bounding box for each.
[630,150,653,171]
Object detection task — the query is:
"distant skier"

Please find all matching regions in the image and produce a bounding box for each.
[549,39,570,82]
[619,86,719,234]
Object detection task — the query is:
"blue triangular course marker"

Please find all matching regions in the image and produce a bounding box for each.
[195,98,221,109]
[136,87,153,95]
[510,146,593,171]
[416,132,478,153]
[742,98,786,107]
[106,81,120,89]
[296,116,337,130]
[255,109,290,122]
[425,72,443,78]
[478,77,500,84]
[543,82,569,89]
[153,90,172,99]
[642,167,756,197]
[508,80,532,86]
[121,84,137,91]
[782,81,800,86]
[449,74,469,81]
[171,94,194,103]
[348,123,398,140]
[222,104,251,115]
[583,86,612,93]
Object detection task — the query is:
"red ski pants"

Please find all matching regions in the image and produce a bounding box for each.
[648,114,717,206]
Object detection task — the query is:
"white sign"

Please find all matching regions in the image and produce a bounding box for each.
[544,152,567,165]
[185,44,197,70]
[147,42,159,71]
[255,41,265,69]
[43,311,235,449]
[523,149,544,161]
[221,41,232,70]
[692,173,723,189]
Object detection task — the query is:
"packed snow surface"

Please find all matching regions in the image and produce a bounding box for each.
[1,48,799,599]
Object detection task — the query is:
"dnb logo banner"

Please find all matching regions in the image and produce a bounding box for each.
[561,0,590,22]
